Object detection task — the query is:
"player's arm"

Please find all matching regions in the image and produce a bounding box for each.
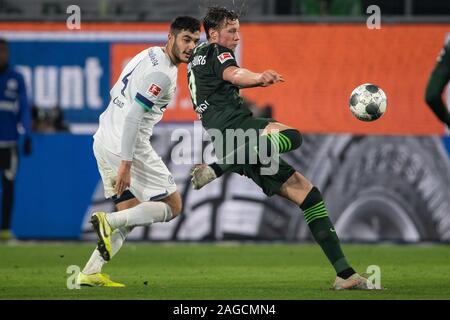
[222,66,284,88]
[115,101,145,197]
[212,45,283,88]
[115,72,170,197]
[425,43,450,128]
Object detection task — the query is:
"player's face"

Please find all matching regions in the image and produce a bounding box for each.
[0,43,8,67]
[217,19,240,51]
[170,30,201,64]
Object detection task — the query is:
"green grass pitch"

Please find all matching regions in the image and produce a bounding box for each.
[0,243,449,299]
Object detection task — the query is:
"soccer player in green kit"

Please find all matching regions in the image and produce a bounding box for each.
[187,6,374,290]
[425,39,450,129]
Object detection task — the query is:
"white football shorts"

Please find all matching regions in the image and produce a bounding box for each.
[93,139,177,202]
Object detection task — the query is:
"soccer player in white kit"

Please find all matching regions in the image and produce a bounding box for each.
[77,17,201,287]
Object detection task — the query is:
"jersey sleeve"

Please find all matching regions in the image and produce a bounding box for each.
[424,41,450,127]
[436,40,450,70]
[134,71,171,111]
[211,44,239,80]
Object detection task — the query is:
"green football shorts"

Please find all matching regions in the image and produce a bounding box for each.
[221,116,297,197]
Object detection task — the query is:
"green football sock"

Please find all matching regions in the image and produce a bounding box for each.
[300,187,353,275]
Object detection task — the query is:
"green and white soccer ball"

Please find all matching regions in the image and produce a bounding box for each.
[349,83,387,122]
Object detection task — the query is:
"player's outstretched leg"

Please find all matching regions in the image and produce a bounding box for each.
[280,172,378,290]
[79,197,138,287]
[190,122,302,190]
[79,226,133,287]
[91,202,174,261]
[191,121,303,189]
[90,192,180,261]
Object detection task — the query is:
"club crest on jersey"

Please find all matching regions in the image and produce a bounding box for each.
[146,83,162,97]
[217,52,233,64]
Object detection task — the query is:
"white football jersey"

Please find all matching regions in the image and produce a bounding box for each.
[94,47,177,156]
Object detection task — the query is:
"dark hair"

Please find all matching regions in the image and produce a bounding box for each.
[170,16,201,35]
[0,38,8,46]
[203,6,239,40]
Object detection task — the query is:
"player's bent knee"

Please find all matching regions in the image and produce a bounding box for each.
[290,172,313,190]
[161,191,182,219]
[169,201,182,218]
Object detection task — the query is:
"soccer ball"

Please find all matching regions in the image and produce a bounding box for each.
[349,83,387,121]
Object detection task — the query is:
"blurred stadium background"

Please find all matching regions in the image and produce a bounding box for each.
[1,0,450,300]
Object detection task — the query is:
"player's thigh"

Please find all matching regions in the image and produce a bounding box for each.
[130,151,177,202]
[94,141,177,203]
[238,117,297,139]
[210,117,272,155]
[262,122,293,135]
[93,141,118,200]
[237,116,292,135]
[239,117,275,133]
[116,197,140,211]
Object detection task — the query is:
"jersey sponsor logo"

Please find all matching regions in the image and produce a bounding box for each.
[148,49,159,67]
[218,52,234,64]
[194,100,210,118]
[146,83,162,97]
[112,96,125,108]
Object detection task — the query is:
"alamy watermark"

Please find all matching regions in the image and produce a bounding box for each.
[66,265,81,289]
[366,265,382,289]
[366,5,381,29]
[66,5,81,30]
[170,121,281,175]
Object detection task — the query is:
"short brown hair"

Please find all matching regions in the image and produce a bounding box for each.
[203,6,239,40]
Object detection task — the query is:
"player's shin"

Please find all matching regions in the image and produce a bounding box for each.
[106,201,173,229]
[300,187,356,279]
[82,226,132,274]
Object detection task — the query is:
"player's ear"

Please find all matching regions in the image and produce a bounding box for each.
[209,29,218,41]
[167,32,177,47]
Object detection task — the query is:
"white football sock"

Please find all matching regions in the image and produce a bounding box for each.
[82,248,104,275]
[110,226,133,256]
[82,226,132,275]
[105,201,173,230]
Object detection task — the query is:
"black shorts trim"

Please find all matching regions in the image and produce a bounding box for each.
[111,190,136,205]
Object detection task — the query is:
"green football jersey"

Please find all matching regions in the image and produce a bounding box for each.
[437,39,450,67]
[187,42,252,131]
[425,39,450,127]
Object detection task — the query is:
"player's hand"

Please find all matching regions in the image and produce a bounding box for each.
[114,161,132,198]
[259,70,284,87]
